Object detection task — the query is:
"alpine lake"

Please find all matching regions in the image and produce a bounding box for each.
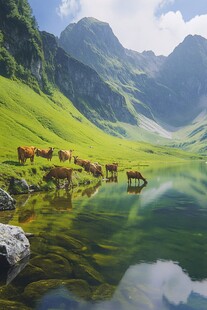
[0,161,207,310]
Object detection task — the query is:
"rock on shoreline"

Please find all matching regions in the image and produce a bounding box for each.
[0,188,16,211]
[0,223,30,266]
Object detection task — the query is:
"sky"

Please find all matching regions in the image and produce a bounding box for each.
[27,0,207,56]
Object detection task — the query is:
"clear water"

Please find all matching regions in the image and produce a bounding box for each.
[0,162,207,310]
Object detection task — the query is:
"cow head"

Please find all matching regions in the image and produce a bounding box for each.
[35,148,41,156]
[73,156,78,164]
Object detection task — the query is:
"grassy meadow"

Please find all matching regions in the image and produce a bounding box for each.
[0,76,203,190]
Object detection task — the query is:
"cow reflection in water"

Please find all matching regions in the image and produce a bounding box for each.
[106,175,118,183]
[81,181,101,197]
[18,195,36,223]
[127,182,147,195]
[47,190,73,211]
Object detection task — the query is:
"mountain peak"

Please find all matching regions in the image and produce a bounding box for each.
[183,34,206,42]
[61,17,111,37]
[59,17,126,77]
[170,34,207,56]
[78,17,109,27]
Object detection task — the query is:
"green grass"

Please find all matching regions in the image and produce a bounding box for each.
[171,113,207,153]
[0,76,204,189]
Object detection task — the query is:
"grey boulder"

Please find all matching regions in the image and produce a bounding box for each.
[0,188,16,211]
[0,223,30,266]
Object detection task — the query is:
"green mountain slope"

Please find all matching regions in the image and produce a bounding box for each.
[172,112,207,154]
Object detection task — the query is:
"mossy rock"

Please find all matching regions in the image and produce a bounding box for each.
[23,278,91,304]
[52,234,84,250]
[63,279,91,299]
[91,283,115,301]
[30,236,50,255]
[0,299,31,310]
[93,253,119,266]
[15,263,47,285]
[0,285,20,300]
[8,178,29,195]
[48,245,88,264]
[30,253,73,278]
[73,263,104,285]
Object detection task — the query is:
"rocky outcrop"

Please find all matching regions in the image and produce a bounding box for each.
[0,188,16,211]
[8,177,29,195]
[0,223,30,266]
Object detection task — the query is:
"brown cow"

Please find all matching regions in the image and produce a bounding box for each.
[85,162,103,177]
[105,163,118,176]
[126,171,147,184]
[36,147,54,161]
[58,149,73,163]
[43,167,73,188]
[17,146,36,165]
[94,162,103,174]
[73,156,90,170]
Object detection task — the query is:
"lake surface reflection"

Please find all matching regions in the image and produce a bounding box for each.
[0,162,207,310]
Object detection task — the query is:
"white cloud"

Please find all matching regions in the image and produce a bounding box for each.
[56,0,207,55]
[56,0,81,18]
[116,260,207,307]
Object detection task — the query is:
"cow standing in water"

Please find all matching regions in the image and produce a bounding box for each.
[126,171,147,184]
[17,146,36,165]
[105,163,118,177]
[43,167,73,188]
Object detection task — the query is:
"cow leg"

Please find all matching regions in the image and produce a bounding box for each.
[66,178,72,189]
[55,178,60,189]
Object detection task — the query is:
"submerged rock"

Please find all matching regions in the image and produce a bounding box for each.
[0,300,31,310]
[30,253,73,279]
[23,279,91,304]
[0,223,30,266]
[92,283,115,300]
[74,263,104,285]
[0,188,16,211]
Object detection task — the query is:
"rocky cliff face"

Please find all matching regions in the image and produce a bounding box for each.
[156,35,207,125]
[41,31,137,126]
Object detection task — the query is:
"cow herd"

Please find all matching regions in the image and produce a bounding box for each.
[17,146,147,186]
